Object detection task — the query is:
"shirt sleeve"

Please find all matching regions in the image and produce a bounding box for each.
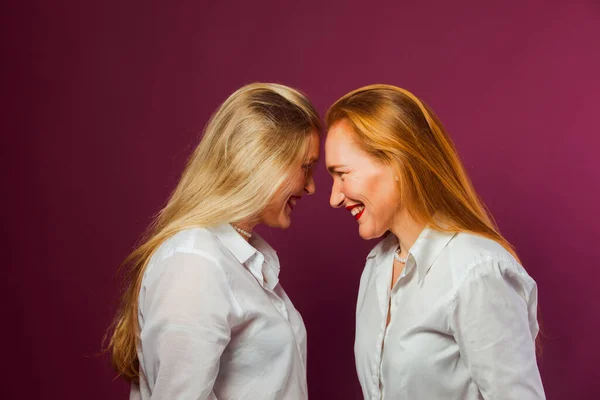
[450,259,545,400]
[139,251,238,399]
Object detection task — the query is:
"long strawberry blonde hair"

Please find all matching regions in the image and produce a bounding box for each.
[326,84,518,260]
[105,83,320,383]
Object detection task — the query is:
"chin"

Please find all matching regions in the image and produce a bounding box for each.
[278,220,291,229]
[358,225,386,240]
[266,217,291,230]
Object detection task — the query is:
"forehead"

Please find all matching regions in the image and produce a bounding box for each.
[325,120,368,165]
[307,130,320,158]
[300,129,320,164]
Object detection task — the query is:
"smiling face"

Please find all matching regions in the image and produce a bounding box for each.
[325,119,401,240]
[258,130,320,229]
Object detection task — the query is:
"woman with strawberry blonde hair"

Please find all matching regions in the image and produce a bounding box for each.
[106,83,320,399]
[325,84,544,399]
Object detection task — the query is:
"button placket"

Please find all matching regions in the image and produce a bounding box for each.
[378,258,413,399]
[273,297,289,320]
[260,252,305,387]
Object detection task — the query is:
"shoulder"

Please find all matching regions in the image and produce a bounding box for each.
[152,228,225,263]
[451,231,511,255]
[143,228,230,284]
[138,229,242,323]
[446,232,535,294]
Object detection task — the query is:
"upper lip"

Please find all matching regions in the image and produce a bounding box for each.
[345,204,363,211]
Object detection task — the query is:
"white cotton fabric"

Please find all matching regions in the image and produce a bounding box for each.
[355,228,545,400]
[130,224,307,400]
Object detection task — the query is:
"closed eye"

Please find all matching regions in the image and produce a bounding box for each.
[331,170,347,180]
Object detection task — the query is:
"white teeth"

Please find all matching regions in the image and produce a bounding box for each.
[350,205,365,216]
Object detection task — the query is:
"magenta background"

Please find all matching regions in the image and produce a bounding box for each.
[3,1,599,399]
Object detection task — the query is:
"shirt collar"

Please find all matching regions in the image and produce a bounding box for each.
[208,223,257,264]
[368,227,456,283]
[409,227,456,282]
[207,224,280,290]
[250,233,281,279]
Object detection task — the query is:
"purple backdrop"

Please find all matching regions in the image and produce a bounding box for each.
[3,1,599,399]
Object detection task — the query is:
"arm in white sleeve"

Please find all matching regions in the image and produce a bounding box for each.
[140,251,238,399]
[451,259,545,400]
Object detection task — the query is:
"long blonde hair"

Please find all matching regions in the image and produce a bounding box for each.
[106,83,321,383]
[326,84,517,259]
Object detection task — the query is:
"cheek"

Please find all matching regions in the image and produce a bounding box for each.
[276,195,289,213]
[340,174,363,198]
[371,186,400,224]
[352,174,397,218]
[343,174,377,204]
[284,171,304,193]
[265,194,288,217]
[293,172,307,191]
[262,204,277,221]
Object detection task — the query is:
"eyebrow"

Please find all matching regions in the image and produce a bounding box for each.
[327,164,346,174]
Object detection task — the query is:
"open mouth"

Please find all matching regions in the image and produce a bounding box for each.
[287,195,301,211]
[345,204,365,220]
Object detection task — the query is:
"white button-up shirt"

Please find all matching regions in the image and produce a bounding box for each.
[130,224,307,400]
[355,228,545,399]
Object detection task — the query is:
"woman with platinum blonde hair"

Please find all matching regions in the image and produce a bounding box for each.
[325,84,545,399]
[106,83,321,399]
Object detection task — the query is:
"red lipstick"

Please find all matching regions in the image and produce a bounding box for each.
[345,204,365,221]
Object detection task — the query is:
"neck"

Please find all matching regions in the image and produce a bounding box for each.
[389,211,425,257]
[232,221,257,242]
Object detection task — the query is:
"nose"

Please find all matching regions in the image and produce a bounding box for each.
[329,181,345,208]
[304,174,316,195]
